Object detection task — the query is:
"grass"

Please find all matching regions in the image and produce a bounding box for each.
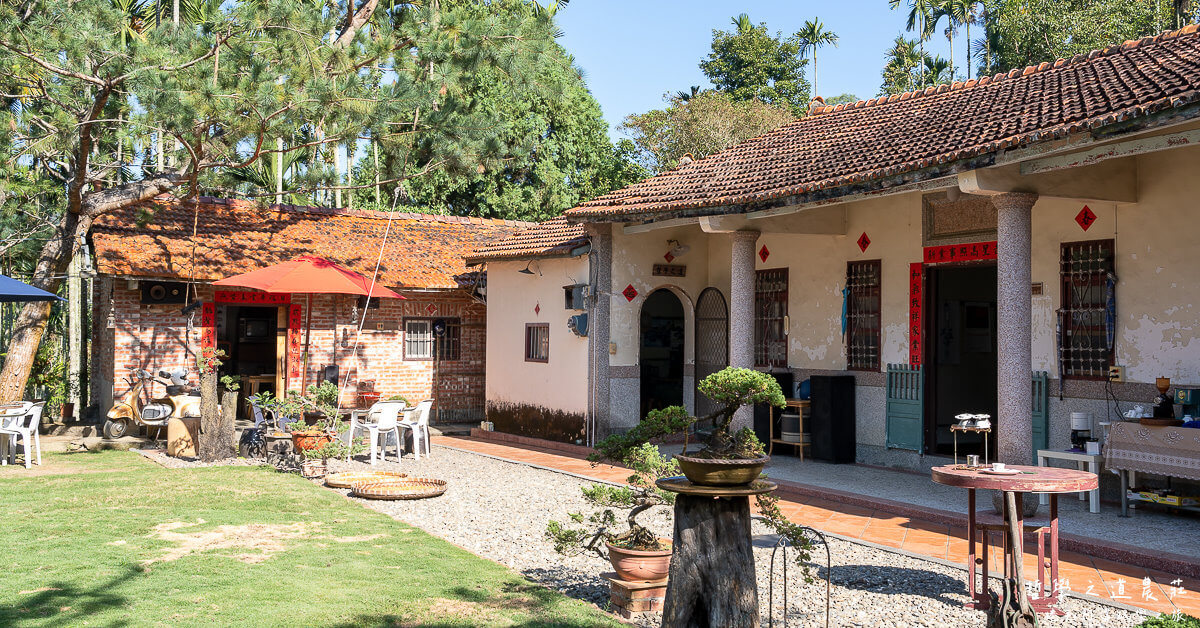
[0,451,622,627]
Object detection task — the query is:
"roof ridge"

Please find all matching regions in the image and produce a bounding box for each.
[810,24,1200,116]
[166,196,529,228]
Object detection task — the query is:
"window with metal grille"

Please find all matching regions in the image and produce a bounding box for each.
[1059,240,1115,379]
[525,323,550,362]
[755,269,788,368]
[846,260,881,371]
[404,318,461,360]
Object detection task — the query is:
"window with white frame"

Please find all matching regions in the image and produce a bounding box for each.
[404,319,434,359]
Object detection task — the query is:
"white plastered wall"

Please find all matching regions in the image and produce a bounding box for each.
[485,256,591,414]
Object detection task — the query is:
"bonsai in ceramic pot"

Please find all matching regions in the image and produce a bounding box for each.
[546,443,677,582]
[594,367,785,487]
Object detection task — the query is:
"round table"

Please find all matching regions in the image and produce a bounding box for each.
[932,465,1098,617]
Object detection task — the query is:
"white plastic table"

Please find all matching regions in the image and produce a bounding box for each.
[1036,449,1102,513]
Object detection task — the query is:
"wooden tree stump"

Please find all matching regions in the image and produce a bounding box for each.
[661,493,759,627]
[198,375,235,462]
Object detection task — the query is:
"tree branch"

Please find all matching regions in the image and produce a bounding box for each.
[332,0,381,50]
[81,174,182,217]
[0,41,106,86]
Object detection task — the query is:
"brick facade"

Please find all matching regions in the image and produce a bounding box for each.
[90,279,485,423]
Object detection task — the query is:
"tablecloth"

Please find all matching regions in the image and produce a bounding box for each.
[1103,421,1200,481]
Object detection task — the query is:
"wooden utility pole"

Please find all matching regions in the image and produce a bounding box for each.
[276,137,284,205]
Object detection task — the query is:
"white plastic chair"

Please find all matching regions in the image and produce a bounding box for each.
[365,402,406,465]
[0,402,33,466]
[399,400,433,460]
[0,402,44,469]
[345,400,406,453]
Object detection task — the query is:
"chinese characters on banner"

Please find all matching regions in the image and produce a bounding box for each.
[909,241,998,366]
[200,303,216,350]
[287,304,303,382]
[214,290,290,305]
[922,240,997,265]
[909,263,923,367]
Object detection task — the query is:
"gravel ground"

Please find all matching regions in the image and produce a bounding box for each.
[315,445,1150,628]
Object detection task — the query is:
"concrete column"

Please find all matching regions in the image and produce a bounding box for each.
[728,230,760,432]
[993,192,1038,465]
[585,223,613,442]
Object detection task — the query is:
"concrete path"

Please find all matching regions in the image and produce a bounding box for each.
[440,434,1200,618]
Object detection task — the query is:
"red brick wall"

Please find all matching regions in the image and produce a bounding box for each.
[92,280,485,423]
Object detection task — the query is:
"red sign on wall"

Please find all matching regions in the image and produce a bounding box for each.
[215,290,290,305]
[908,263,923,367]
[287,304,303,383]
[200,303,216,350]
[922,240,997,265]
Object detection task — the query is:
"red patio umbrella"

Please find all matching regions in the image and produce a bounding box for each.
[213,255,404,389]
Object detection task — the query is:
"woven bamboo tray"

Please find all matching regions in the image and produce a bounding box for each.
[325,471,408,489]
[351,478,448,500]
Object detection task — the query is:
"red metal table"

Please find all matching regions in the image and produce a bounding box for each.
[932,464,1098,615]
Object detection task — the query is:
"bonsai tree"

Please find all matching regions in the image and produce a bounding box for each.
[547,443,678,554]
[595,367,785,462]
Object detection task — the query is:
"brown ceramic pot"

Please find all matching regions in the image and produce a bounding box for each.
[605,541,672,582]
[675,454,769,486]
[291,432,333,452]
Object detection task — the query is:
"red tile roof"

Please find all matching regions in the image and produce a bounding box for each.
[92,196,535,290]
[464,217,588,262]
[568,26,1200,220]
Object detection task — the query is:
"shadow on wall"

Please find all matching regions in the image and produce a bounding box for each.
[486,402,586,444]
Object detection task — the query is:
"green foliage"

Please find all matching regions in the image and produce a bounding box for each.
[300,436,364,462]
[546,443,677,554]
[593,367,783,462]
[823,93,860,106]
[620,90,793,173]
[306,381,340,410]
[754,491,815,578]
[978,0,1176,75]
[700,15,812,116]
[394,30,645,221]
[1138,615,1200,628]
[27,339,66,417]
[386,394,409,404]
[219,375,240,391]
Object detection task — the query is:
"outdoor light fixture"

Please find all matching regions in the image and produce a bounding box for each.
[519,261,541,276]
[666,239,691,258]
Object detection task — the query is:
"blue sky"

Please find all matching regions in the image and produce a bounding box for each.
[558,1,966,138]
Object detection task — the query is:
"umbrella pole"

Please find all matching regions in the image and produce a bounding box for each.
[302,293,312,392]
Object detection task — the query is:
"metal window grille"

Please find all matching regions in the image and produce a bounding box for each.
[1059,240,1115,379]
[847,261,881,371]
[755,269,789,368]
[525,323,549,362]
[436,319,461,361]
[404,319,433,359]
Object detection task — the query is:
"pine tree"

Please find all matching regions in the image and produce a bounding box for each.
[0,0,557,400]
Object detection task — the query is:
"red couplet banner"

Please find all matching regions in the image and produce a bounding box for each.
[922,240,997,265]
[908,263,923,367]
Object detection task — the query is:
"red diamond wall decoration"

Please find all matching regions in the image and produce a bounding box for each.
[425,303,437,315]
[534,303,540,315]
[622,284,638,302]
[1075,205,1097,231]
[663,252,675,263]
[758,245,770,262]
[857,232,871,252]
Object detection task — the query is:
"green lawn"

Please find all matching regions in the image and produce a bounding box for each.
[0,451,620,627]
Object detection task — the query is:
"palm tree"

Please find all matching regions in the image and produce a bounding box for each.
[674,86,702,102]
[883,36,923,94]
[890,0,938,85]
[111,0,152,48]
[962,0,983,79]
[923,55,952,86]
[732,13,754,33]
[933,0,969,79]
[797,18,839,97]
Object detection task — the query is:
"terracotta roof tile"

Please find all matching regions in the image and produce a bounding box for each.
[464,217,588,262]
[92,196,534,290]
[568,26,1200,219]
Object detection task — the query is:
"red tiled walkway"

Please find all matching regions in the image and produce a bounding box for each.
[440,435,1199,617]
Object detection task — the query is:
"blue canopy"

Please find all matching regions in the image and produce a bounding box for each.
[0,274,62,302]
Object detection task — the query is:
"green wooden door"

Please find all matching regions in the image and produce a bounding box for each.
[886,364,924,451]
[1031,371,1050,463]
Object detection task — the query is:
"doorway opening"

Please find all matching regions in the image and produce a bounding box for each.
[924,264,997,457]
[640,289,685,417]
[216,305,281,419]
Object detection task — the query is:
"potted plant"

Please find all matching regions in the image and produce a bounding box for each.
[297,437,364,479]
[546,443,677,581]
[279,386,343,453]
[594,367,784,486]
